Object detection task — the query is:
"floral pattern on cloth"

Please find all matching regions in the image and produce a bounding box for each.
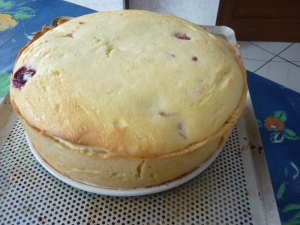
[0,0,35,31]
[257,111,300,143]
[257,111,300,224]
[257,110,300,224]
[279,162,300,225]
[247,71,300,225]
[0,0,35,97]
[0,72,10,97]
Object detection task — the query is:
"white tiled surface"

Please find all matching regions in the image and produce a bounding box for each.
[249,42,293,55]
[278,43,300,66]
[238,42,275,72]
[256,57,300,92]
[238,41,300,93]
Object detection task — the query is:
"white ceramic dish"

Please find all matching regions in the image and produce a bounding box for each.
[26,133,221,196]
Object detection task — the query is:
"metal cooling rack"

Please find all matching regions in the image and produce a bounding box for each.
[0,93,281,225]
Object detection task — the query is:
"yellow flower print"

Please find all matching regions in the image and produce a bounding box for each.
[0,13,17,31]
[0,0,35,31]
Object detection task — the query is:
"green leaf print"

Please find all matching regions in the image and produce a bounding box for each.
[17,2,26,7]
[283,204,300,213]
[284,129,300,140]
[0,0,15,11]
[0,1,35,28]
[282,219,300,225]
[13,7,34,19]
[294,211,300,219]
[274,110,287,122]
[277,181,286,200]
[285,167,289,177]
[256,119,263,128]
[0,72,10,97]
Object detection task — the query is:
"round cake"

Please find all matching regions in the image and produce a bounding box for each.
[10,10,247,189]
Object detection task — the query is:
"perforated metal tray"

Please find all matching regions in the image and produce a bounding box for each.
[0,27,281,225]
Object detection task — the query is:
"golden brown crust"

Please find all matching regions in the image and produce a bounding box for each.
[15,25,53,64]
[56,18,70,26]
[20,109,235,188]
[15,17,70,64]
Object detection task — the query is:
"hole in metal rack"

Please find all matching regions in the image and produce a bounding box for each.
[0,121,254,224]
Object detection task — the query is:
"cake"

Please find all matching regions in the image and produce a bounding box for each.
[10,10,247,189]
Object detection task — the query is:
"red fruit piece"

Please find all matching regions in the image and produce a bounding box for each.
[159,111,177,117]
[12,66,36,89]
[175,33,191,40]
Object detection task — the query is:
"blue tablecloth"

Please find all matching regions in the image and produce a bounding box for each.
[1,1,300,224]
[248,71,300,225]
